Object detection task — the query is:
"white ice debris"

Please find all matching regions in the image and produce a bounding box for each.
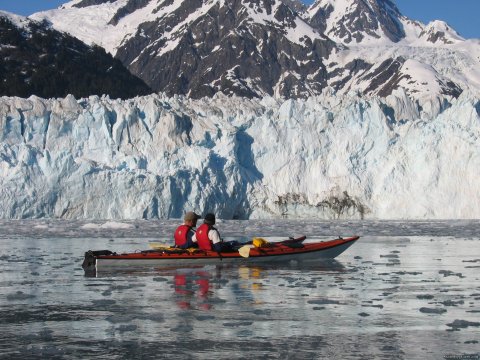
[81,222,135,229]
[1,91,479,220]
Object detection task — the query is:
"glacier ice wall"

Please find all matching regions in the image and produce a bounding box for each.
[0,91,479,219]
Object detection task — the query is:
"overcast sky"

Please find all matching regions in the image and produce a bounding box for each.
[0,0,478,39]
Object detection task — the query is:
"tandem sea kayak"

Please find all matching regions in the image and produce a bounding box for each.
[82,236,360,275]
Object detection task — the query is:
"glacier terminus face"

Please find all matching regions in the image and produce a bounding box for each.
[0,91,479,220]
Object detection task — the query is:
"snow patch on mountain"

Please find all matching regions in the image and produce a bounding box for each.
[396,59,450,95]
[155,0,221,57]
[0,11,31,30]
[245,0,325,45]
[307,0,412,45]
[30,0,162,55]
[1,92,479,219]
[416,20,464,45]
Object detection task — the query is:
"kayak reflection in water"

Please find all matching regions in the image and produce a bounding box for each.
[192,213,236,252]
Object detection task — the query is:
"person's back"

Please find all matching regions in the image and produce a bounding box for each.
[195,223,213,250]
[174,212,200,249]
[193,213,235,252]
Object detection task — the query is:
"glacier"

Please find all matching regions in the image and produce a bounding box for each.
[0,91,479,220]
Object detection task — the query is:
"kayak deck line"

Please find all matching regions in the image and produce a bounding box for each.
[101,237,356,259]
[82,236,360,274]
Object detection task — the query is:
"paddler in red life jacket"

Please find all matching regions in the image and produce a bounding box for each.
[174,211,200,249]
[192,213,230,252]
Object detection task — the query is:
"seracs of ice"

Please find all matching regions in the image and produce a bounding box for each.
[0,91,479,220]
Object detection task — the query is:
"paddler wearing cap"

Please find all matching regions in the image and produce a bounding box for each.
[174,211,201,249]
[192,213,234,252]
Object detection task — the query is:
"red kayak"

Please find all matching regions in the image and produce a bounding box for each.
[82,236,360,274]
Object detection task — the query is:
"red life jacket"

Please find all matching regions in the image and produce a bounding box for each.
[174,225,191,247]
[196,224,213,250]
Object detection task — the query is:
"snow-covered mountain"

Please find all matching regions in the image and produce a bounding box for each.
[1,92,479,219]
[306,0,468,47]
[32,0,336,99]
[305,0,480,107]
[0,11,152,99]
[30,0,480,107]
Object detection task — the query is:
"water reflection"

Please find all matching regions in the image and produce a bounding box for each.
[174,270,215,311]
[91,259,347,278]
[1,232,479,359]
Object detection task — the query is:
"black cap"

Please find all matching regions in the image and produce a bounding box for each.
[204,213,215,225]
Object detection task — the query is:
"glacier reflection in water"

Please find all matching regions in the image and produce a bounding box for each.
[0,220,479,359]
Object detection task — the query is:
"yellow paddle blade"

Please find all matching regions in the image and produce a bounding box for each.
[239,245,254,258]
[148,242,171,250]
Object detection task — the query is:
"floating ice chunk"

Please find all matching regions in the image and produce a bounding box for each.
[100,222,135,229]
[81,222,135,230]
[81,223,101,229]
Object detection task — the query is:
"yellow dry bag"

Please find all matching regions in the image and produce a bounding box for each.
[252,237,269,248]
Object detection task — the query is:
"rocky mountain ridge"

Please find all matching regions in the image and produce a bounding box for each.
[29,0,479,105]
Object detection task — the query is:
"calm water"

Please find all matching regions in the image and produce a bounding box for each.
[0,220,479,359]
